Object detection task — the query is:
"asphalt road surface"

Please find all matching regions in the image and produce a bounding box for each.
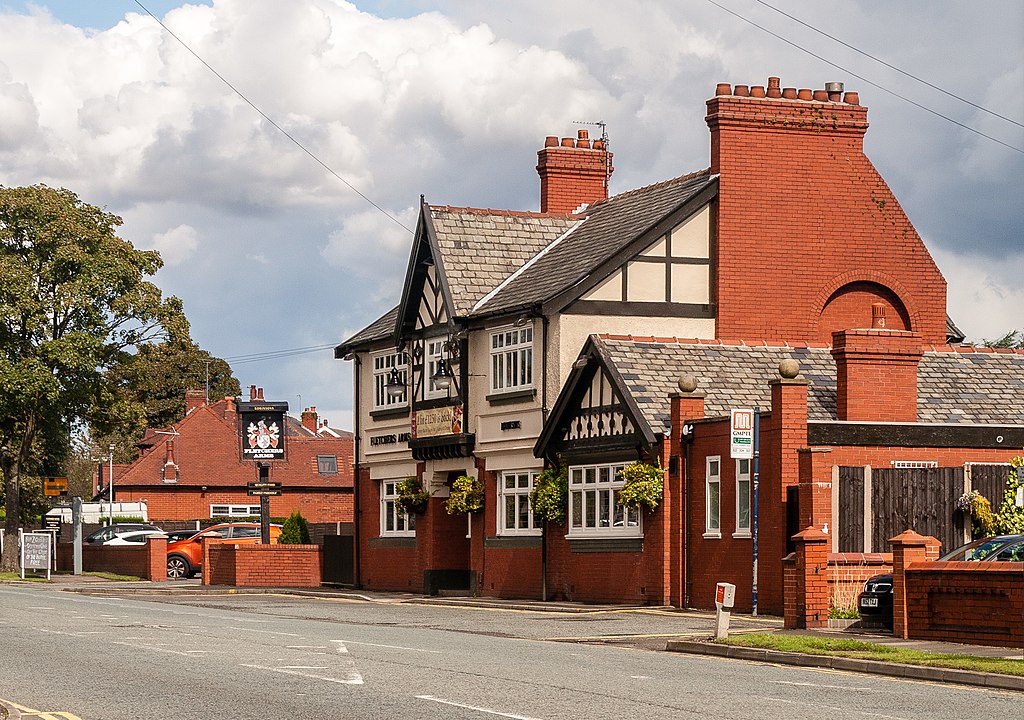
[0,585,1017,719]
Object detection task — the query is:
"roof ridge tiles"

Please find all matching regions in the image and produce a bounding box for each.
[430,205,582,219]
[586,167,713,210]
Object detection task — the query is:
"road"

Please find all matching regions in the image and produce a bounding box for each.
[0,585,1016,719]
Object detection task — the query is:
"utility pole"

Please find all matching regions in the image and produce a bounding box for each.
[108,444,115,526]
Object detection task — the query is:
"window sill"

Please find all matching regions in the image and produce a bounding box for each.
[732,531,752,539]
[703,532,722,539]
[370,407,410,420]
[486,388,536,405]
[369,536,416,549]
[485,534,542,549]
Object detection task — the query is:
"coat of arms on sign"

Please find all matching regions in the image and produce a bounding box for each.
[247,419,280,450]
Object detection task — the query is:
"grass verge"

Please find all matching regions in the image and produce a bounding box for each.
[717,633,1024,676]
[81,571,145,581]
[0,571,48,582]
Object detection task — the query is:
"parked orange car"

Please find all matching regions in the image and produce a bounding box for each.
[166,522,282,579]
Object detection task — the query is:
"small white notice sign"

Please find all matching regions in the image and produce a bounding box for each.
[730,408,754,459]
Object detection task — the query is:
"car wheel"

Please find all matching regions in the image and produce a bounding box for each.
[167,554,192,579]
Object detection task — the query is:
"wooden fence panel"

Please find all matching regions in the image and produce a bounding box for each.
[838,466,865,552]
[970,464,1011,509]
[871,467,963,553]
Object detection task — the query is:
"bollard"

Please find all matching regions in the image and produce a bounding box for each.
[715,582,736,639]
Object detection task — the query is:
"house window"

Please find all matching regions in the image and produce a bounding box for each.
[372,351,408,409]
[317,455,338,475]
[425,338,449,400]
[210,504,261,517]
[568,463,641,537]
[490,325,533,394]
[735,458,751,537]
[381,480,415,537]
[705,456,721,537]
[499,470,540,535]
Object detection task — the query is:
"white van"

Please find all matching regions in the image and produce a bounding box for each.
[44,501,149,524]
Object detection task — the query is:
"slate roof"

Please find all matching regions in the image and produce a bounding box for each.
[596,336,1024,436]
[473,170,716,316]
[429,208,579,316]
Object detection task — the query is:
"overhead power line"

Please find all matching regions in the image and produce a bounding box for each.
[223,343,337,366]
[705,0,1023,154]
[132,1,413,233]
[753,0,1023,130]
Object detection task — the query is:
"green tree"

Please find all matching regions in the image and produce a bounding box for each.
[95,339,240,457]
[279,510,311,544]
[0,185,186,571]
[979,330,1023,349]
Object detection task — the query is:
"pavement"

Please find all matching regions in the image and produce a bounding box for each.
[3,573,1023,696]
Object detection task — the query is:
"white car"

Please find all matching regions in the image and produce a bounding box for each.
[99,530,168,546]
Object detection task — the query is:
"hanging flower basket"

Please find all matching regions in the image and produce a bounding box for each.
[395,477,429,515]
[446,475,484,515]
[955,489,994,539]
[530,465,568,526]
[617,461,665,512]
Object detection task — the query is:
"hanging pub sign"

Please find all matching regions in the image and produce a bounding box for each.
[412,404,463,439]
[238,400,289,461]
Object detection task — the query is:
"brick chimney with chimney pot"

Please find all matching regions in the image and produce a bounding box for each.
[301,407,318,433]
[536,129,613,214]
[706,77,947,346]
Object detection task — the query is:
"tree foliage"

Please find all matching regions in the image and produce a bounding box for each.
[994,455,1024,534]
[0,185,186,570]
[979,330,1023,349]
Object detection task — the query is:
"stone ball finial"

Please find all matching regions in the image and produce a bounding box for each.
[779,359,801,379]
[677,374,699,393]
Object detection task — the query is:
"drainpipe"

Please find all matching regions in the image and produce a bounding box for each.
[683,430,692,608]
[540,308,550,602]
[352,354,362,588]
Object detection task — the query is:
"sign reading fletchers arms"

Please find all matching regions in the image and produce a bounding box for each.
[238,400,289,461]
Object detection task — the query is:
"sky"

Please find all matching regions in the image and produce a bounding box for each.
[0,1,1021,431]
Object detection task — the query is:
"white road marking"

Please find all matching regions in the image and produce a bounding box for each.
[629,675,650,679]
[286,645,327,650]
[771,680,878,691]
[278,666,328,670]
[242,663,363,685]
[27,606,55,610]
[416,696,544,719]
[226,626,301,637]
[111,641,207,656]
[764,696,911,720]
[332,639,441,654]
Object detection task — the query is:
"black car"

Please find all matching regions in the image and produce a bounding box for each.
[858,534,1024,627]
[84,523,162,544]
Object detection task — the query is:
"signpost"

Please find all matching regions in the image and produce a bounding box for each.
[729,408,754,459]
[238,399,288,543]
[247,468,281,544]
[43,476,69,497]
[21,532,52,580]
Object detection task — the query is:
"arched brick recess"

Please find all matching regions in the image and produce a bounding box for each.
[813,271,921,343]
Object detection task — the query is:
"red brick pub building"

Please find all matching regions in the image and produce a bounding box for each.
[336,76,1024,612]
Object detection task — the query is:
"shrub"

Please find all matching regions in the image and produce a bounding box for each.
[530,465,568,525]
[617,462,665,511]
[994,455,1024,534]
[445,475,484,515]
[279,510,311,544]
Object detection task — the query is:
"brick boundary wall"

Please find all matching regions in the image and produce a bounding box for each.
[56,538,167,581]
[204,543,322,587]
[902,562,1024,648]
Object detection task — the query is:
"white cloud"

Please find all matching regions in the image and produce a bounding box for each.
[147,223,199,265]
[933,246,1024,342]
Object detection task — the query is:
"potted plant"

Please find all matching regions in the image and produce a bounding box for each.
[395,477,429,515]
[617,461,665,512]
[446,475,484,515]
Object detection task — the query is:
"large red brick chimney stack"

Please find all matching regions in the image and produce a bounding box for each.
[706,76,947,346]
[301,407,318,433]
[536,129,613,213]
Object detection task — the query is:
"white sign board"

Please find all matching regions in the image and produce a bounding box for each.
[730,408,754,459]
[21,532,52,579]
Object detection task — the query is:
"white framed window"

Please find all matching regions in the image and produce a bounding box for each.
[372,351,409,409]
[211,504,261,517]
[490,325,533,394]
[380,480,415,537]
[568,463,641,538]
[499,470,540,536]
[705,456,721,537]
[734,458,751,537]
[424,338,449,400]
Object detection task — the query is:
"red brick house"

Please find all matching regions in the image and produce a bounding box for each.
[109,386,354,523]
[336,75,1023,605]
